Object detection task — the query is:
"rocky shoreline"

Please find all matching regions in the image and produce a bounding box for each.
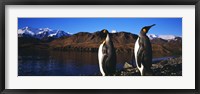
[116,56,182,76]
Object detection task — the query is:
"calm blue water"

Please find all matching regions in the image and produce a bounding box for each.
[18,50,172,76]
[152,56,175,64]
[18,51,125,76]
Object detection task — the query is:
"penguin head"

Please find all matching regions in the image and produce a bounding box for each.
[100,29,111,42]
[101,29,109,37]
[140,24,156,35]
[102,29,109,34]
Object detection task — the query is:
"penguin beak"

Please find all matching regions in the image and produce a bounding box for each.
[145,24,156,32]
[150,24,156,27]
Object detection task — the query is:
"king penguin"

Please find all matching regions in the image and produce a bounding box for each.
[134,24,155,76]
[98,29,116,76]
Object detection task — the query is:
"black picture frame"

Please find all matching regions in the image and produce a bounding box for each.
[0,0,199,94]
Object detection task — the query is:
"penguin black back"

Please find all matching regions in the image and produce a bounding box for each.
[98,29,116,76]
[134,24,155,76]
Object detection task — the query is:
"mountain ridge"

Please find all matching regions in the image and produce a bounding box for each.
[18,28,182,58]
[18,27,71,40]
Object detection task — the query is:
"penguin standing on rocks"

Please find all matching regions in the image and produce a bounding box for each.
[134,24,155,76]
[98,29,116,76]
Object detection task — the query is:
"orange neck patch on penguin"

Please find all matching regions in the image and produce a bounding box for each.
[143,29,146,33]
[103,30,107,33]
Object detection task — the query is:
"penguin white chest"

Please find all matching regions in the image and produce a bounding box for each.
[98,43,105,76]
[134,38,144,74]
[134,38,139,66]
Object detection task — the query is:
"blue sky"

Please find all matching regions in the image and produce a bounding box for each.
[18,18,182,36]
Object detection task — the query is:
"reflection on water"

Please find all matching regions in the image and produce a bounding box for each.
[18,50,131,76]
[18,50,173,76]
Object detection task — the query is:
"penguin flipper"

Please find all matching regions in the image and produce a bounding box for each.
[102,43,108,75]
[137,46,144,68]
[98,42,107,76]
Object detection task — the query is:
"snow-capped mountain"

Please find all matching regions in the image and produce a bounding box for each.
[147,34,181,41]
[111,30,117,33]
[148,34,158,40]
[18,26,38,36]
[18,27,71,39]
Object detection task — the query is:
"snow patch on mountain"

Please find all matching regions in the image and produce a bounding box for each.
[18,27,71,39]
[67,32,73,35]
[48,30,69,38]
[111,30,117,33]
[18,29,25,34]
[158,35,176,40]
[148,34,158,40]
[147,34,180,40]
